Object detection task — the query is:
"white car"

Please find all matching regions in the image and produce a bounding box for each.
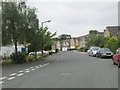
[89,47,100,57]
[29,51,49,56]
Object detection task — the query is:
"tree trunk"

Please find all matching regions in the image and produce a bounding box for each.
[41,48,44,55]
[41,44,44,55]
[34,51,37,61]
[14,41,17,54]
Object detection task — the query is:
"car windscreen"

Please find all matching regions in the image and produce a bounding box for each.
[101,48,111,52]
[92,48,99,51]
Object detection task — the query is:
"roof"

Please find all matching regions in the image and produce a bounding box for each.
[77,34,89,40]
[106,26,120,37]
[97,32,104,35]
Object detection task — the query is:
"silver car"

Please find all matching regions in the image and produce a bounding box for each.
[89,47,100,57]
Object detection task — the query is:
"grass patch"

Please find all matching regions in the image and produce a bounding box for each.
[2,59,12,65]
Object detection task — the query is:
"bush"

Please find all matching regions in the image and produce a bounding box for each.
[37,54,43,60]
[2,59,12,65]
[10,52,26,64]
[26,55,35,62]
[79,47,88,52]
[67,48,76,51]
[104,37,118,53]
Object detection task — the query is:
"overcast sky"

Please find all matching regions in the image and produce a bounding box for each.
[27,1,118,37]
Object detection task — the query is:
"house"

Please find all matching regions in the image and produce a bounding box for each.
[77,35,88,48]
[52,39,61,52]
[97,32,104,36]
[104,26,119,38]
[73,38,79,49]
[52,34,89,51]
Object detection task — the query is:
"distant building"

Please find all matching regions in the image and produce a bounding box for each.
[104,26,119,38]
[77,35,88,48]
[97,32,104,36]
[52,34,89,51]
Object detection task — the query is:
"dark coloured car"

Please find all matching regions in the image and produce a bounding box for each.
[112,48,120,68]
[96,48,113,58]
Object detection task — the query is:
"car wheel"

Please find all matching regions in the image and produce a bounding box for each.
[100,55,102,58]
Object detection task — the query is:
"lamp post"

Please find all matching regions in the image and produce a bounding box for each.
[41,20,51,28]
[41,20,51,55]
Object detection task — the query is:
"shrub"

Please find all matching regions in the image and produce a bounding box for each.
[26,55,35,62]
[79,47,88,52]
[104,37,118,53]
[37,54,43,60]
[2,59,12,65]
[10,52,26,64]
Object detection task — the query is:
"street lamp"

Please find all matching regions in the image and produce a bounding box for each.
[41,20,51,55]
[41,20,51,28]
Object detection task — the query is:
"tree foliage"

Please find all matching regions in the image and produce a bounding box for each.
[2,1,39,54]
[2,1,56,57]
[104,37,118,53]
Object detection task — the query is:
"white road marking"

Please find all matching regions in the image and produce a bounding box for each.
[0,81,4,84]
[35,66,39,69]
[10,73,17,76]
[0,77,7,80]
[30,67,34,69]
[31,69,35,71]
[39,65,43,67]
[17,73,24,76]
[43,63,49,66]
[25,69,29,71]
[25,70,30,73]
[60,73,71,76]
[18,70,24,73]
[7,77,16,80]
[45,63,50,65]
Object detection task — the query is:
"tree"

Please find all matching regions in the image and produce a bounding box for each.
[104,37,118,53]
[28,26,56,60]
[2,2,26,54]
[93,35,105,47]
[2,2,39,54]
[85,30,98,49]
[38,27,56,55]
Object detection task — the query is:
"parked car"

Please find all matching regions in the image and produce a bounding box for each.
[112,48,120,68]
[89,47,100,56]
[96,48,113,58]
[28,51,49,56]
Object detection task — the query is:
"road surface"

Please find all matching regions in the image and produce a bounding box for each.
[1,51,118,88]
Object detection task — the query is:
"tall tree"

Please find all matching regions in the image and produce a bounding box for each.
[2,2,27,54]
[28,26,56,60]
[2,2,39,54]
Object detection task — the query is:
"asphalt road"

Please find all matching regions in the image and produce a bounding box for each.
[1,51,118,88]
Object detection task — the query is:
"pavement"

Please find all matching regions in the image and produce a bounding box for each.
[1,51,118,88]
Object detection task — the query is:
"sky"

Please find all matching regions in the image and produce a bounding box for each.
[27,0,118,37]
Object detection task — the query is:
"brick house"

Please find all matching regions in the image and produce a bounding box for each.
[104,26,119,38]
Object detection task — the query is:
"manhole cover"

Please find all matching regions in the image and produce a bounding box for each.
[60,73,71,76]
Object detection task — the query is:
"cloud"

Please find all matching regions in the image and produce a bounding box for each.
[27,1,118,37]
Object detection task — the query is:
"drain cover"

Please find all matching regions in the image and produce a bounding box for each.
[60,73,71,76]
